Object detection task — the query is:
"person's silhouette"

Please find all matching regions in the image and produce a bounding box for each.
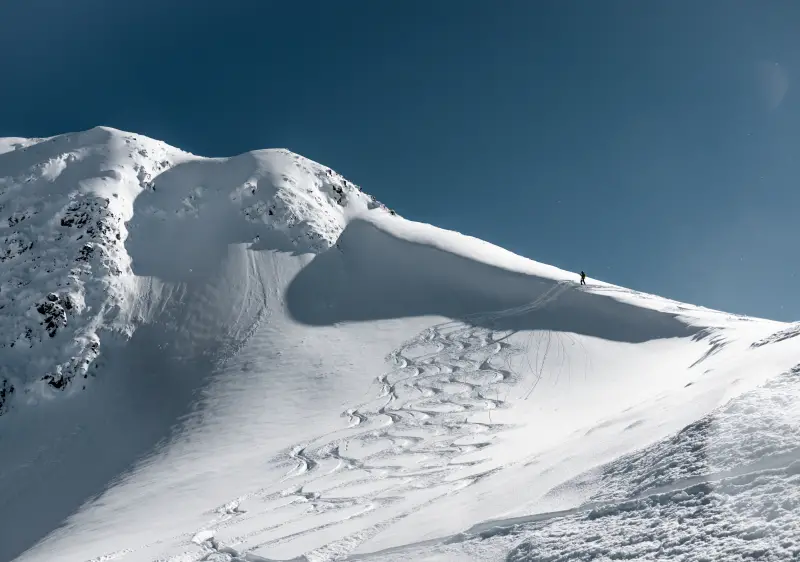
[580,271,586,285]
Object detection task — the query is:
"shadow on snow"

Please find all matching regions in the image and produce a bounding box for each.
[287,219,699,344]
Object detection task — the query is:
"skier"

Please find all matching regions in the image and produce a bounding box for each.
[580,271,586,285]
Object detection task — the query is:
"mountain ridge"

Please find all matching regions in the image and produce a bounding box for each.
[0,126,392,414]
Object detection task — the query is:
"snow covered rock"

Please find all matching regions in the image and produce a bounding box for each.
[0,127,391,415]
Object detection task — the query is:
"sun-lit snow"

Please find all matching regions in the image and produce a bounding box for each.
[0,127,798,562]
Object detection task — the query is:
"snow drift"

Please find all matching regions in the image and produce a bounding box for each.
[0,127,798,562]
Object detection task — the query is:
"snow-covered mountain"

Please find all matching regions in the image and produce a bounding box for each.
[0,127,798,562]
[0,127,388,415]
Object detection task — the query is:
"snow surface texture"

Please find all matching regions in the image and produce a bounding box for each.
[0,127,798,562]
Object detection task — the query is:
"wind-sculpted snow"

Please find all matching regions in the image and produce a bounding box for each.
[752,322,800,348]
[287,218,699,343]
[126,150,386,283]
[501,364,800,562]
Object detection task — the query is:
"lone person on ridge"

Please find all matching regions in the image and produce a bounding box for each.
[580,271,586,285]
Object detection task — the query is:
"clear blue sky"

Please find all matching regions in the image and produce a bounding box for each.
[1,0,798,321]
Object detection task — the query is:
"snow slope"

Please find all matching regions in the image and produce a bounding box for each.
[0,127,798,562]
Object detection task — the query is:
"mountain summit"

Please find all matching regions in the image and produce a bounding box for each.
[1,128,798,562]
[0,127,390,413]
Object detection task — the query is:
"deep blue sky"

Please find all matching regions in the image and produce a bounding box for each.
[1,1,798,321]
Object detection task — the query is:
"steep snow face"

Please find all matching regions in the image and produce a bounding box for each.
[1,127,798,562]
[0,127,389,415]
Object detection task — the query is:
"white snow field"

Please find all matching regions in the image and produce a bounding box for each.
[0,127,798,562]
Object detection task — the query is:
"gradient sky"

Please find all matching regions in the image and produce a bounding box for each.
[1,0,798,321]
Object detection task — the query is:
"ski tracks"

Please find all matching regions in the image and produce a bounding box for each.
[89,281,575,562]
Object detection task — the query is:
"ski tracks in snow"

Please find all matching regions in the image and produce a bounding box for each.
[225,323,525,560]
[87,282,577,562]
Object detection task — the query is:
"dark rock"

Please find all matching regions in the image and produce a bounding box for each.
[43,373,68,390]
[0,378,14,415]
[77,243,94,262]
[36,295,69,337]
